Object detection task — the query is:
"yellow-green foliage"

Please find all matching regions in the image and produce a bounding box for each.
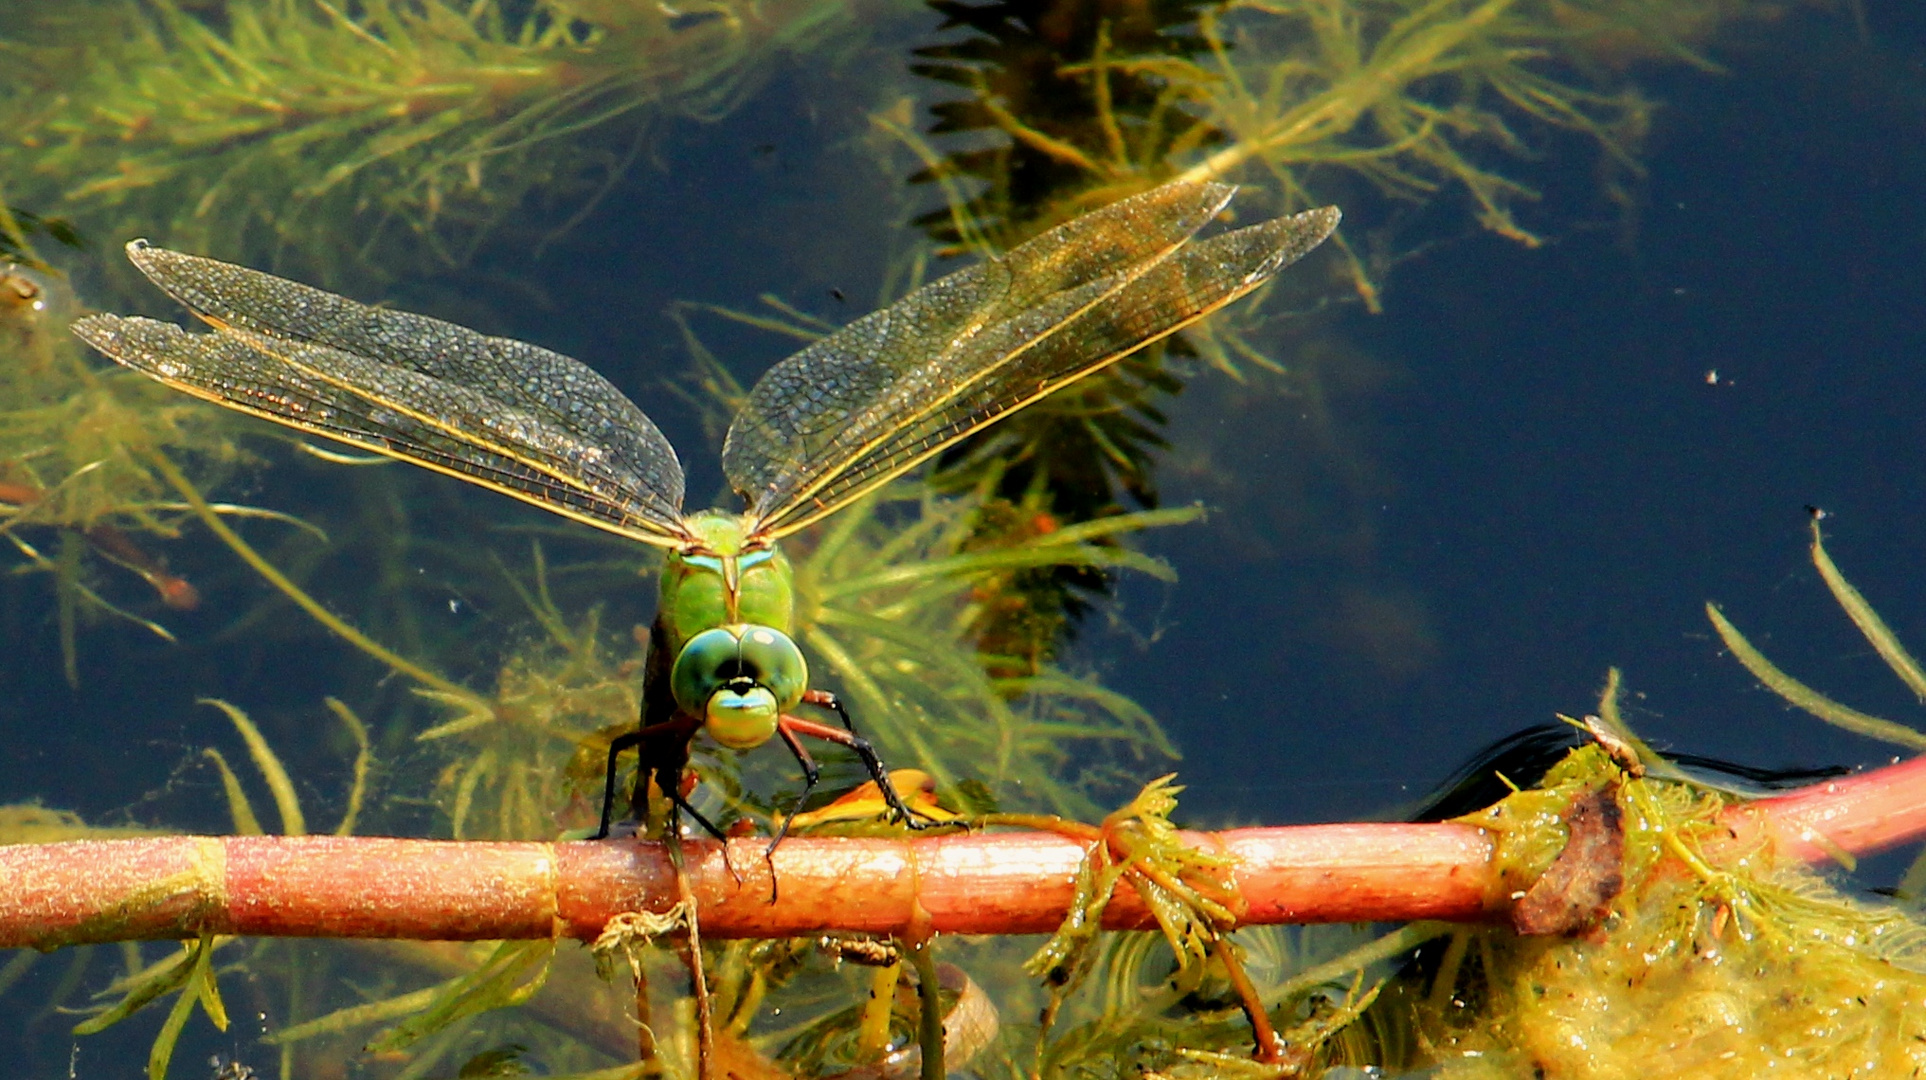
[0,0,862,288]
[1183,0,1672,229]
[0,227,245,671]
[897,0,1774,310]
[0,272,240,535]
[0,801,164,843]
[1472,871,1926,1078]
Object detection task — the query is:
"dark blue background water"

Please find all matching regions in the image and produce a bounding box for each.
[5,2,1926,1073]
[1127,10,1926,830]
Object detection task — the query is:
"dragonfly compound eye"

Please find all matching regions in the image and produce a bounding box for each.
[671,625,809,750]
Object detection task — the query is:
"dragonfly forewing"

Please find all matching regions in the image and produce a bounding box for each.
[726,193,1340,540]
[73,313,695,547]
[720,181,1240,528]
[123,242,689,532]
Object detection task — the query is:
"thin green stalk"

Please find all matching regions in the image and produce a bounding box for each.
[1707,603,1926,752]
[326,697,373,836]
[146,450,486,710]
[201,698,307,836]
[909,942,944,1080]
[1811,521,1926,703]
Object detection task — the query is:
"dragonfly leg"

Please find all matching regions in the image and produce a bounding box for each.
[596,716,705,841]
[592,729,646,840]
[663,787,732,845]
[768,724,825,856]
[661,782,743,888]
[778,715,944,831]
[801,688,856,734]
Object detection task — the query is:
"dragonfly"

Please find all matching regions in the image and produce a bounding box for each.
[71,179,1339,846]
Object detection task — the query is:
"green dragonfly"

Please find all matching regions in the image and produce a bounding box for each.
[72,180,1338,844]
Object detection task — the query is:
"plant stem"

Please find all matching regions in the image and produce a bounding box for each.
[4,752,1924,949]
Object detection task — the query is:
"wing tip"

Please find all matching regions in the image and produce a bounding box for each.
[71,312,186,359]
[123,237,175,288]
[1246,204,1342,280]
[1296,204,1342,241]
[69,311,123,351]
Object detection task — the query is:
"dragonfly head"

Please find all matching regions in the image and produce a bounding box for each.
[671,623,808,750]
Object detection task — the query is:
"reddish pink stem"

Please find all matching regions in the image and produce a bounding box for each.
[0,754,1918,949]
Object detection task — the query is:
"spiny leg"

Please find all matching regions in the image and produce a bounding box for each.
[802,687,856,733]
[663,781,732,846]
[778,714,944,831]
[759,725,830,901]
[799,689,943,829]
[592,729,645,840]
[769,724,825,856]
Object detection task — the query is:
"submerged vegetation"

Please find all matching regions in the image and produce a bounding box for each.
[0,203,244,679]
[889,0,1774,670]
[0,0,863,290]
[1385,731,1926,1078]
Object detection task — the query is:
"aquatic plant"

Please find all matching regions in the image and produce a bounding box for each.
[1326,523,1926,1077]
[1390,737,1926,1077]
[0,0,866,290]
[884,0,1770,673]
[0,203,85,269]
[17,735,1926,1078]
[904,0,1765,301]
[0,203,245,678]
[1708,515,1926,899]
[1709,516,1926,757]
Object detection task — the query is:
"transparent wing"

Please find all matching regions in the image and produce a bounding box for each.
[722,183,1339,540]
[85,243,692,546]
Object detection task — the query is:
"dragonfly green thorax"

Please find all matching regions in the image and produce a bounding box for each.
[68,178,1342,841]
[659,510,802,751]
[660,510,794,633]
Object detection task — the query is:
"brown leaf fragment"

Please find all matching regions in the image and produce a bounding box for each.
[1511,787,1624,936]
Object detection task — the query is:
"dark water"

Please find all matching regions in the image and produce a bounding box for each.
[5,1,1926,1074]
[1127,11,1926,830]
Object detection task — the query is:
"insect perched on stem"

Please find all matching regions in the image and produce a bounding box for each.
[72,180,1339,847]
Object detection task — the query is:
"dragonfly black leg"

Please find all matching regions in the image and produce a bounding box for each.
[797,690,942,828]
[769,724,825,855]
[801,688,857,734]
[779,714,943,831]
[661,776,744,887]
[596,716,709,842]
[591,729,645,840]
[664,787,731,845]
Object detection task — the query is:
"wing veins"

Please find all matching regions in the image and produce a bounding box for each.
[757,207,1340,537]
[218,321,690,539]
[736,184,1239,535]
[74,315,691,547]
[753,234,1187,530]
[120,241,689,533]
